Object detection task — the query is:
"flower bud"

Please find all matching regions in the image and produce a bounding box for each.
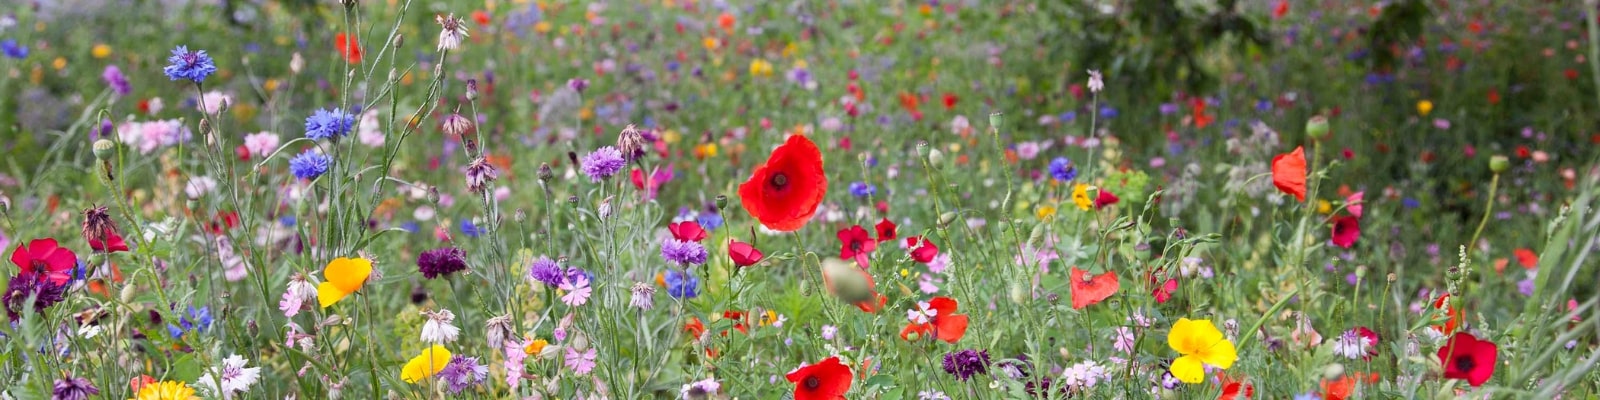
[538,163,554,182]
[93,139,116,160]
[937,211,959,228]
[1306,115,1329,139]
[927,149,944,170]
[1323,363,1345,380]
[465,79,479,101]
[1489,155,1510,174]
[392,34,404,48]
[915,141,929,158]
[514,209,527,223]
[715,195,728,211]
[1008,282,1028,305]
[988,112,1004,131]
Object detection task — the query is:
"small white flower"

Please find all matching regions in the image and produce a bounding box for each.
[1087,70,1104,93]
[185,176,218,199]
[196,354,263,399]
[421,309,460,344]
[436,13,470,51]
[907,301,937,325]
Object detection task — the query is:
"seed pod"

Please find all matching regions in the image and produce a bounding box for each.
[1305,115,1329,139]
[1489,155,1510,173]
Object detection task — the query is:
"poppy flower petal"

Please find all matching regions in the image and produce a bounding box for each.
[1272,146,1308,202]
[324,257,372,294]
[1170,355,1205,383]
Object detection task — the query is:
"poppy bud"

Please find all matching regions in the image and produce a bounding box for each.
[1008,282,1028,305]
[820,258,873,304]
[120,284,137,303]
[1489,155,1510,173]
[1027,223,1047,247]
[93,139,116,160]
[392,34,404,48]
[1306,115,1329,139]
[938,212,959,228]
[715,195,728,211]
[927,149,944,170]
[988,112,1004,131]
[916,141,929,158]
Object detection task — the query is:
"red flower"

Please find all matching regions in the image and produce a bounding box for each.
[1320,372,1379,400]
[334,33,362,64]
[89,231,130,253]
[1330,215,1360,249]
[728,239,764,267]
[1272,0,1289,18]
[1070,267,1119,309]
[787,356,852,400]
[669,221,707,243]
[1218,374,1253,399]
[1093,189,1120,209]
[899,296,969,343]
[1149,272,1179,304]
[1272,146,1308,202]
[11,238,78,286]
[904,236,938,263]
[1191,98,1214,129]
[1431,294,1464,334]
[1513,248,1538,269]
[1438,332,1498,387]
[235,144,252,161]
[738,135,827,232]
[721,311,749,335]
[472,10,491,26]
[874,218,897,242]
[942,93,958,110]
[837,225,877,267]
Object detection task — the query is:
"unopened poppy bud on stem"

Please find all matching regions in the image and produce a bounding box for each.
[1306,115,1329,139]
[1489,155,1510,173]
[715,195,728,211]
[927,149,944,170]
[988,113,1003,131]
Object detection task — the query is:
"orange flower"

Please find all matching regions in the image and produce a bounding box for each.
[1272,146,1307,201]
[1320,372,1379,400]
[1431,294,1463,334]
[1513,248,1538,269]
[899,296,969,343]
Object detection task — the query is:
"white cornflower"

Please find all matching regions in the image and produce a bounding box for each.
[1331,329,1371,360]
[1087,70,1104,93]
[436,13,470,51]
[196,354,263,399]
[421,309,460,344]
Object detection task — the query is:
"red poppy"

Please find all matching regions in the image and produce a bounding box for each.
[720,311,749,335]
[334,33,362,64]
[669,221,707,242]
[207,211,240,235]
[1191,99,1214,129]
[1330,216,1360,248]
[11,238,78,286]
[472,10,491,26]
[942,93,958,110]
[717,13,736,32]
[89,231,130,253]
[1070,267,1119,309]
[904,236,938,263]
[1320,372,1380,400]
[821,258,886,313]
[874,218,897,242]
[1218,374,1253,399]
[1513,248,1538,269]
[899,296,969,343]
[235,144,252,161]
[1093,189,1120,209]
[1438,332,1498,387]
[684,317,706,338]
[1272,146,1307,202]
[1431,294,1464,334]
[728,239,764,267]
[738,135,827,232]
[837,225,876,267]
[787,356,851,400]
[1272,0,1289,18]
[1149,272,1178,304]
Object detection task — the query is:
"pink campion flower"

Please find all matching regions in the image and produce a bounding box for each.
[559,273,593,306]
[1346,192,1364,218]
[279,274,317,317]
[216,236,249,282]
[357,109,384,147]
[503,341,527,388]
[242,132,280,159]
[564,346,597,376]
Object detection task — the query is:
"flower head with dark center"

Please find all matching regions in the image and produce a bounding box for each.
[417,247,468,279]
[1438,332,1498,387]
[787,356,852,400]
[941,349,990,381]
[738,135,827,232]
[162,46,217,83]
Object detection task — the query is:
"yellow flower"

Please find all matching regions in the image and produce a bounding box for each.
[524,338,549,356]
[702,37,720,51]
[132,381,199,400]
[400,345,452,383]
[749,59,774,78]
[264,79,280,92]
[1316,200,1332,214]
[92,44,112,59]
[318,257,373,308]
[759,310,781,326]
[1417,100,1433,116]
[534,21,552,34]
[52,57,67,70]
[1071,184,1093,211]
[1036,205,1057,220]
[1167,318,1237,383]
[694,143,718,158]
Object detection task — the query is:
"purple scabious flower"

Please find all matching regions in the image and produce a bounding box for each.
[162,46,217,83]
[417,247,468,279]
[3,272,68,321]
[52,375,99,400]
[1048,157,1077,182]
[848,182,876,197]
[304,108,356,140]
[661,239,708,266]
[527,256,563,287]
[288,150,331,180]
[580,146,626,182]
[664,269,698,299]
[102,66,131,96]
[436,355,489,394]
[941,349,990,381]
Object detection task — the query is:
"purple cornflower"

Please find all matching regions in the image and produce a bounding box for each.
[580,146,626,182]
[288,149,331,180]
[162,46,217,83]
[52,375,98,400]
[304,108,356,140]
[437,355,489,394]
[1048,157,1077,181]
[661,238,708,266]
[941,349,990,381]
[3,272,68,321]
[567,78,589,93]
[102,66,131,96]
[527,256,563,287]
[417,247,468,279]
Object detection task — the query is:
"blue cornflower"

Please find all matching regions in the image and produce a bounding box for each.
[288,149,330,180]
[849,182,876,197]
[1048,157,1078,182]
[279,216,296,227]
[1098,106,1118,119]
[664,269,698,299]
[399,221,420,233]
[162,46,217,83]
[695,213,723,231]
[1402,198,1420,209]
[2,39,28,59]
[304,108,356,140]
[460,218,483,238]
[527,256,563,286]
[166,306,213,338]
[661,239,708,266]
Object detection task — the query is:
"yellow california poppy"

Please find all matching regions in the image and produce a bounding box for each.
[132,381,200,400]
[400,345,452,383]
[1071,184,1094,211]
[1417,100,1433,116]
[318,257,373,308]
[1167,318,1238,383]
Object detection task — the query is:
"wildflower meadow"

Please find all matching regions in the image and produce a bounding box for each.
[3,0,1600,399]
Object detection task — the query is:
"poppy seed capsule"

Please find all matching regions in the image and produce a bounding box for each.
[1306,115,1330,139]
[92,139,116,160]
[715,195,728,210]
[988,112,1004,130]
[1489,155,1510,173]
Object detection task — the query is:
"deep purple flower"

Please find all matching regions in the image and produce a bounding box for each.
[941,349,990,381]
[660,238,708,266]
[102,66,131,96]
[417,247,468,279]
[4,271,68,321]
[527,256,563,286]
[52,375,99,400]
[436,355,489,394]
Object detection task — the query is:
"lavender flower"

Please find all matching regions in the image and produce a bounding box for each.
[102,66,131,96]
[162,46,216,82]
[52,375,98,400]
[527,256,563,287]
[941,349,990,381]
[580,146,626,182]
[417,247,468,279]
[661,238,708,265]
[437,355,489,394]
